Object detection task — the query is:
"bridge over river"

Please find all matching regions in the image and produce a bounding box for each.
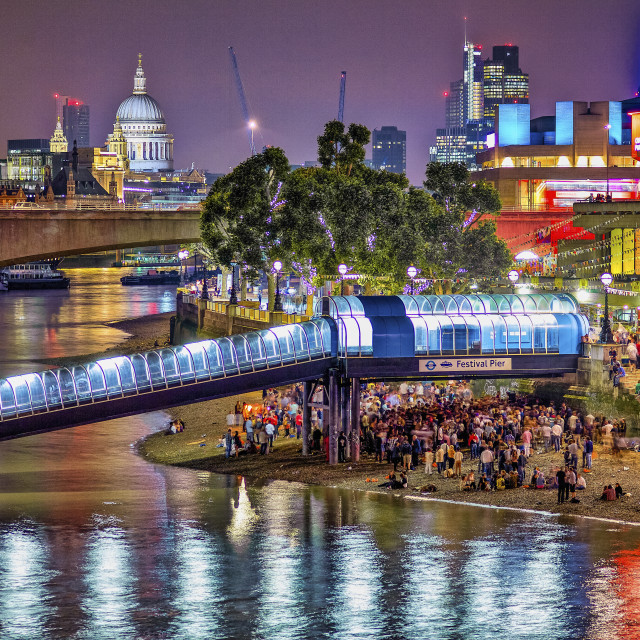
[0,206,201,265]
[0,293,588,463]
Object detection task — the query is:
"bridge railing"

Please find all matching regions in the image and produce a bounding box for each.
[0,201,200,212]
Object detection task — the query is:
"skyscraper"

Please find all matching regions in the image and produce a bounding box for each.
[63,99,90,147]
[372,126,406,174]
[433,40,529,169]
[463,42,484,124]
[483,45,529,120]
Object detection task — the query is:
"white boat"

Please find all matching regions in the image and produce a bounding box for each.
[4,263,70,290]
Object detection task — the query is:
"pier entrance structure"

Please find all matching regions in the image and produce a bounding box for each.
[0,294,588,463]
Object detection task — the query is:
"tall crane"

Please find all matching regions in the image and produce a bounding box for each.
[228,46,256,156]
[337,71,346,122]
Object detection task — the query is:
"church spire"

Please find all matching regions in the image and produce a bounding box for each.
[133,53,146,94]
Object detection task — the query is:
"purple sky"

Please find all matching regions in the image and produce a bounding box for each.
[1,0,639,184]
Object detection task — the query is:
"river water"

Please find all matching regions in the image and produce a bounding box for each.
[0,269,639,639]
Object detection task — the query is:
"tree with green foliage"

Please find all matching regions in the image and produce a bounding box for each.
[420,161,511,291]
[317,120,371,175]
[200,126,511,305]
[200,146,290,279]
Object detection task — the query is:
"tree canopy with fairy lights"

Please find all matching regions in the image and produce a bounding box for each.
[200,124,511,301]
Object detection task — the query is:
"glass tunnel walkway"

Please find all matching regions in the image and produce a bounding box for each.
[0,294,587,437]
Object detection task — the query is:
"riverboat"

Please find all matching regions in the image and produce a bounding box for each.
[120,269,181,286]
[4,263,70,290]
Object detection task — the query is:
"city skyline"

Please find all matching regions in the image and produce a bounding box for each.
[0,0,638,184]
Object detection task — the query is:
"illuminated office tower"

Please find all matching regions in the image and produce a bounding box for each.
[483,45,529,120]
[463,41,484,123]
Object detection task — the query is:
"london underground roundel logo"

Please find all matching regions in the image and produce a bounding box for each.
[425,360,436,371]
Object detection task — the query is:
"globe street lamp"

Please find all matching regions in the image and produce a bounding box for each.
[229,260,238,305]
[273,260,283,311]
[338,263,348,295]
[507,269,519,293]
[600,271,613,343]
[407,265,418,295]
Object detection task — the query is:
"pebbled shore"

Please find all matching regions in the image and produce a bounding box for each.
[140,393,640,524]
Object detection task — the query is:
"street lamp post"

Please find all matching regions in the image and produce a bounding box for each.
[249,120,257,156]
[229,260,238,305]
[338,263,348,295]
[507,269,519,293]
[600,271,613,343]
[273,260,283,311]
[407,265,417,295]
[604,123,611,200]
[200,258,209,300]
[178,249,189,284]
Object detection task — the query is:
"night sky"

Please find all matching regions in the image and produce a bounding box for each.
[1,0,639,185]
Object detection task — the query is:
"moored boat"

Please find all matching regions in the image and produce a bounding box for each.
[120,269,181,286]
[4,263,70,290]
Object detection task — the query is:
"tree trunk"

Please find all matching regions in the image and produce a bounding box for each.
[239,267,247,301]
[267,273,275,311]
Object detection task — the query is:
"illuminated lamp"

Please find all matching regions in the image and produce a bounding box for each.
[501,157,514,168]
[443,91,449,97]
[507,269,520,284]
[624,305,629,310]
[557,156,571,167]
[515,250,539,261]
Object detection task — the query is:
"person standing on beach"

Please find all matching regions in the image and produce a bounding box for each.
[424,448,434,474]
[224,429,233,459]
[551,422,563,452]
[584,437,593,470]
[556,466,567,504]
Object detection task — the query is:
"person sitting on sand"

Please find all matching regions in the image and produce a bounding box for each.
[615,482,624,499]
[378,473,396,489]
[477,474,490,491]
[536,470,546,489]
[576,474,586,490]
[467,471,476,491]
[600,485,616,501]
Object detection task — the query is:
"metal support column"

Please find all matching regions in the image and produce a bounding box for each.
[350,377,360,462]
[328,370,339,465]
[341,377,350,460]
[302,380,312,456]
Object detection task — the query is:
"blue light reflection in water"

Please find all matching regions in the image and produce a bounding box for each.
[0,415,638,639]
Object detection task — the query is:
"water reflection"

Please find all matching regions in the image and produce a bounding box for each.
[0,268,176,377]
[0,412,639,637]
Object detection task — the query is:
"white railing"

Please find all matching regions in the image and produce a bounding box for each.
[0,201,201,212]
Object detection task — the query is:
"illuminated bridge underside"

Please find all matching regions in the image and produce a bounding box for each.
[0,294,587,439]
[0,209,201,265]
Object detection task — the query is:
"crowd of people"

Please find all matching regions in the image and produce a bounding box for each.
[355,380,632,502]
[216,378,631,506]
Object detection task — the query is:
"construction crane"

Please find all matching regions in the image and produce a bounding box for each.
[337,71,346,122]
[228,46,256,156]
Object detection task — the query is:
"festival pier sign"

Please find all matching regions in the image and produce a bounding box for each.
[419,358,512,374]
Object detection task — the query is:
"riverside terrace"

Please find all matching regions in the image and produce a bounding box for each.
[0,294,588,463]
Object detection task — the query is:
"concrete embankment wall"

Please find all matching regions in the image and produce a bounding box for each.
[172,293,302,344]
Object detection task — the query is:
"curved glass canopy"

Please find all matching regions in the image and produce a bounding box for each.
[0,319,334,420]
